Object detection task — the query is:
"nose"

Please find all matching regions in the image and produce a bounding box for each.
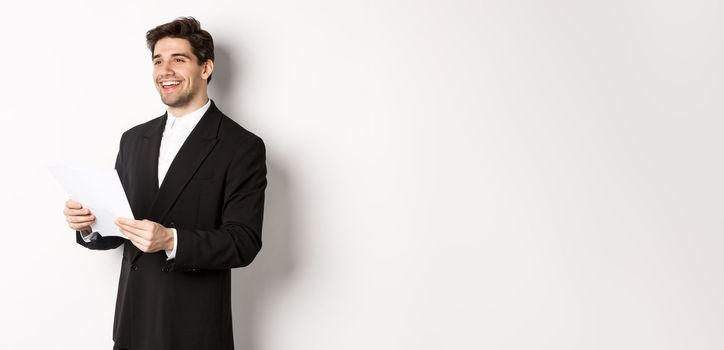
[157,60,174,76]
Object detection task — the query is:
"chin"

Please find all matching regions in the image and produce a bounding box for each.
[160,91,195,108]
[160,95,188,108]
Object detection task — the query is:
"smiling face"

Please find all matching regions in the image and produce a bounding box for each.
[152,37,213,115]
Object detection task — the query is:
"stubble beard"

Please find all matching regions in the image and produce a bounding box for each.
[160,87,196,109]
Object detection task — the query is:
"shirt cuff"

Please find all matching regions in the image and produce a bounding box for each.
[165,228,178,260]
[80,230,98,243]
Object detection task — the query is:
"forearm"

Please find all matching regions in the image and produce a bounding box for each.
[172,223,262,270]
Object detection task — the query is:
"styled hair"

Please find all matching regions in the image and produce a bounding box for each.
[146,17,215,83]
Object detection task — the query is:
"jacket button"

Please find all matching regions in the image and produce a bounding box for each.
[131,264,138,271]
[162,266,170,273]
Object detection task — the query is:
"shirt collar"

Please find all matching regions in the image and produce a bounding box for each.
[165,99,212,130]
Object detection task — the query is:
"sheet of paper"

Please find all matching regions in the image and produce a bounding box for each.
[49,165,132,239]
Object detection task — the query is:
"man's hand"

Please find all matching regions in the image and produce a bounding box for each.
[115,218,174,253]
[64,199,95,234]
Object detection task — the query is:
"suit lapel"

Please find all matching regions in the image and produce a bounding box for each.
[148,101,221,223]
[129,101,222,263]
[125,114,164,262]
[138,116,165,216]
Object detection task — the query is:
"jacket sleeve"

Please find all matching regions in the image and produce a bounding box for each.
[75,132,127,251]
[172,136,267,270]
[76,231,125,250]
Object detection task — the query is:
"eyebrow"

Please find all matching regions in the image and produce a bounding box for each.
[152,53,193,60]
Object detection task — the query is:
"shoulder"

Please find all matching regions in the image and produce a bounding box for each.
[216,113,267,175]
[119,114,165,142]
[217,111,265,151]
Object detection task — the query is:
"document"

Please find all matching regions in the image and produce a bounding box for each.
[49,165,132,239]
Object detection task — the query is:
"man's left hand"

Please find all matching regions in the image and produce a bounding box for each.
[115,218,174,253]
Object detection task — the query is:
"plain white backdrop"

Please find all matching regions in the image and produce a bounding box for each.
[1,0,723,349]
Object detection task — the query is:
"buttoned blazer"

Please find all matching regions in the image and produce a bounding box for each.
[76,100,267,350]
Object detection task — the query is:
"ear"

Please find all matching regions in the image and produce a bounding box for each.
[201,60,214,81]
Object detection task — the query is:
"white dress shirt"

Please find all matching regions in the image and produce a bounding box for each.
[81,99,212,261]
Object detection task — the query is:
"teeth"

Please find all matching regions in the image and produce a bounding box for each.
[161,81,180,86]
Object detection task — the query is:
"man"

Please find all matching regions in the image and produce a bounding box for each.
[62,17,266,350]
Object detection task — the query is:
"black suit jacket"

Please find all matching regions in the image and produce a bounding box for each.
[76,101,267,350]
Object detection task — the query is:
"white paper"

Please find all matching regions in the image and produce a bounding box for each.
[49,165,133,239]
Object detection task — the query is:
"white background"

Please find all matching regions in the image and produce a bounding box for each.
[1,1,723,349]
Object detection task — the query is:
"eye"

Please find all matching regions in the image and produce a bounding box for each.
[153,60,162,65]
[174,58,185,63]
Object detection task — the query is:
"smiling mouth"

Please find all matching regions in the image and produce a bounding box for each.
[160,80,181,92]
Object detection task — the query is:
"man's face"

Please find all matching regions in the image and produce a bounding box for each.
[152,37,210,108]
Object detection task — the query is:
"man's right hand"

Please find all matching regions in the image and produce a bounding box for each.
[64,199,95,234]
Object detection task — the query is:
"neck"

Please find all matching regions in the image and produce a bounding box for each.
[168,93,210,117]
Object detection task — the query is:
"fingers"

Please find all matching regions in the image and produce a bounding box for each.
[65,201,95,231]
[116,219,167,253]
[68,217,94,230]
[127,236,148,252]
[64,199,93,218]
[116,221,150,240]
[64,207,91,216]
[65,199,83,209]
[116,219,152,242]
[64,198,97,233]
[125,231,150,247]
[115,218,158,240]
[116,218,154,230]
[66,213,94,223]
[123,229,152,252]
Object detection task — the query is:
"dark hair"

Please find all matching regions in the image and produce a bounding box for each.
[146,17,215,83]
